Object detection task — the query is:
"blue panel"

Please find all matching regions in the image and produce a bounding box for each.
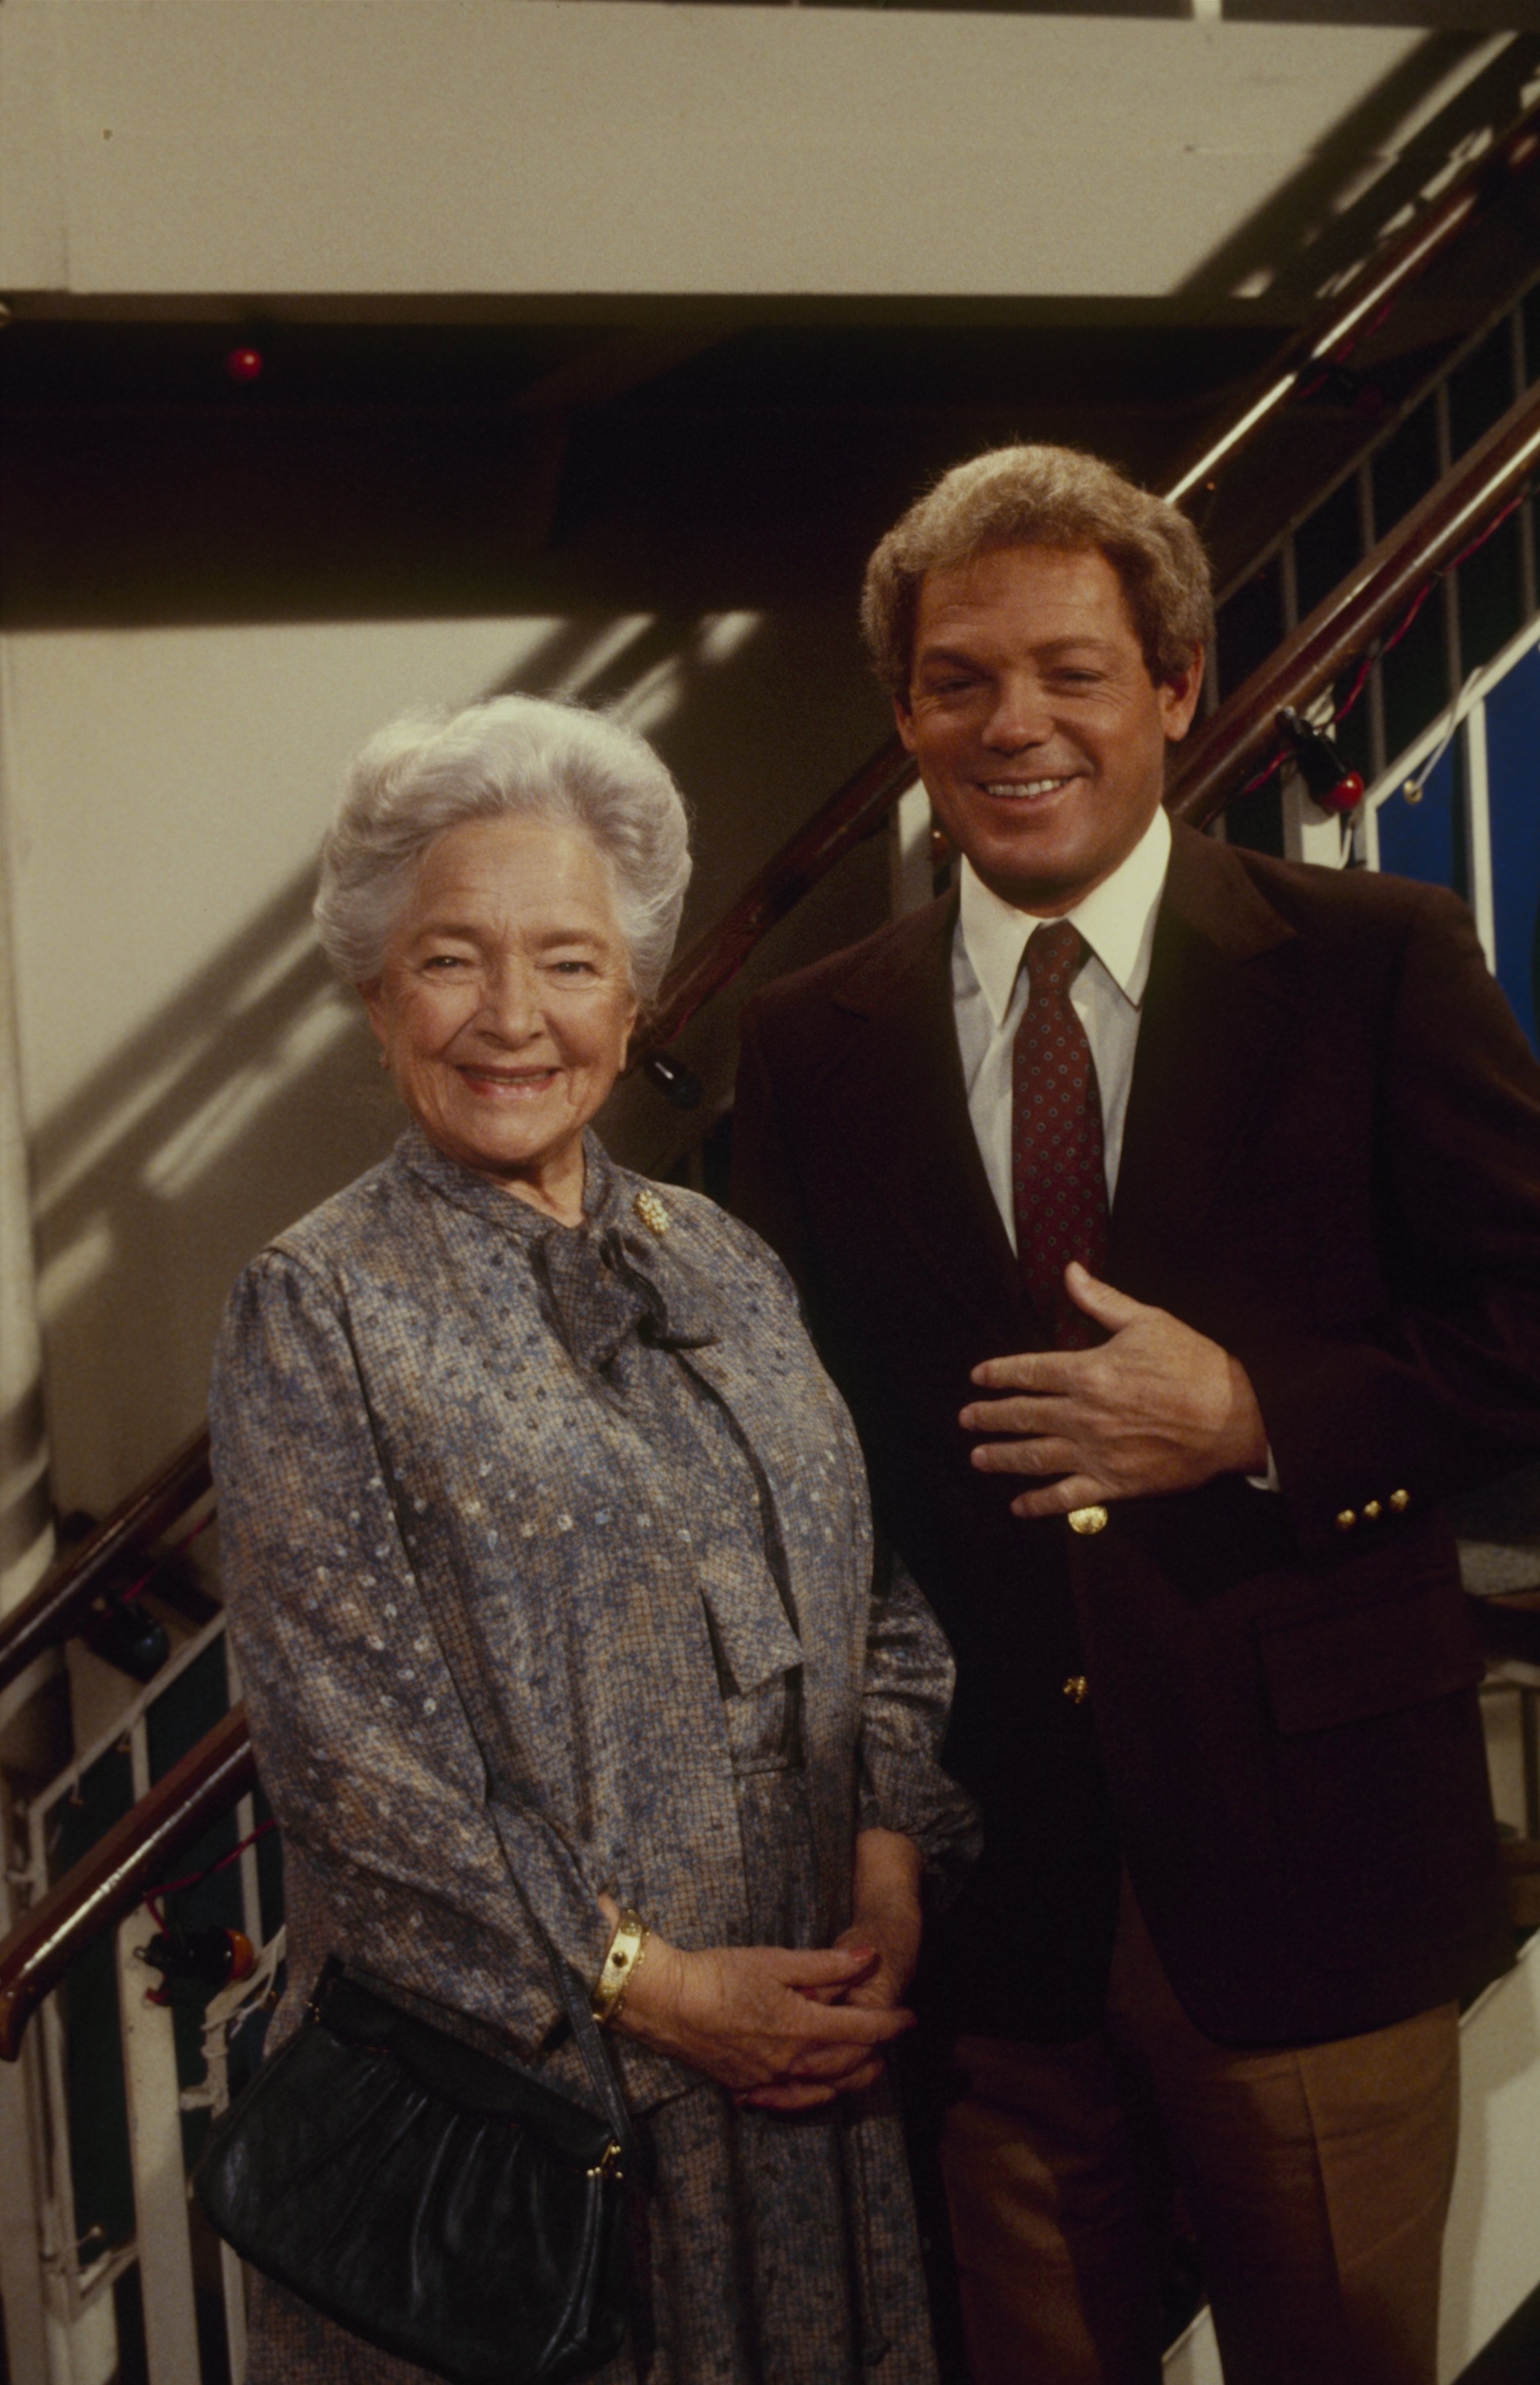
[1483,645,1540,1053]
[1375,742,1459,891]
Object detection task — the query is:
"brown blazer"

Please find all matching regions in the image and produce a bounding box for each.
[733,822,1540,2047]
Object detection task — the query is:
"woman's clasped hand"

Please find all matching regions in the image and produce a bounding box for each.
[603,1827,925,2111]
[610,1927,902,2107]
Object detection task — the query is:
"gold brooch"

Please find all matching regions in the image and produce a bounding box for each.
[633,1189,670,1238]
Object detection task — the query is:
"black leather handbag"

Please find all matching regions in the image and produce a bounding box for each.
[194,1952,636,2385]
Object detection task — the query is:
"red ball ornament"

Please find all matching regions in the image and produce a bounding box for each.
[225,345,264,384]
[1320,771,1365,818]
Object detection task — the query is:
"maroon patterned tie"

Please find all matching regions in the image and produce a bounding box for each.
[1011,922,1109,1350]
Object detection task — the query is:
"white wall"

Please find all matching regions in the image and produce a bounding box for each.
[0,3,1469,302]
[0,852,53,1614]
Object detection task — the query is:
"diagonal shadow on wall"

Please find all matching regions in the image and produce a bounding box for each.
[1174,31,1540,316]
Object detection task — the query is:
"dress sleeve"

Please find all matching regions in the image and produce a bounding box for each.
[210,1250,610,2054]
[856,1548,981,1908]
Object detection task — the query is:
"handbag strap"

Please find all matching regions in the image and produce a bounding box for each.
[542,1942,634,2157]
[546,1945,657,2380]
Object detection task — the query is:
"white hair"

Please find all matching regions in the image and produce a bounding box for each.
[314,695,692,1004]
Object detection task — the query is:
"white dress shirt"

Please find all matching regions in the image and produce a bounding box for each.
[952,803,1171,1251]
[952,803,1276,1489]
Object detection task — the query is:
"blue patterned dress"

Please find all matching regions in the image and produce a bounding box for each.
[210,1128,978,2384]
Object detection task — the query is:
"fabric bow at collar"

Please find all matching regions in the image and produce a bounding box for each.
[531,1220,719,1375]
[397,1126,719,1374]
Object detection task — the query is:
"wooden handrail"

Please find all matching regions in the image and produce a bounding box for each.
[0,1703,256,2062]
[0,1426,213,1697]
[1168,382,1540,828]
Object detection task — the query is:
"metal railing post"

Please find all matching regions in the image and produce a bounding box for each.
[115,1907,201,2385]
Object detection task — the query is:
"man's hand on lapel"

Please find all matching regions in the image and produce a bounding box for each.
[960,1261,1268,1518]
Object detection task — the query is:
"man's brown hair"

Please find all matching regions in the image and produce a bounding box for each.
[862,443,1214,700]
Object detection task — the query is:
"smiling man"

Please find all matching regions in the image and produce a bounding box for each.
[899,540,1200,916]
[732,446,1540,2385]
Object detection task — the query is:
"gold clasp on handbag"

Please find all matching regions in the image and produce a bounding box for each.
[588,2139,624,2181]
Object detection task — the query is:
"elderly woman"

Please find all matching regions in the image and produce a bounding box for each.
[209,694,977,2385]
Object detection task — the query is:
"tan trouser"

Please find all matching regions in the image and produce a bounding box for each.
[939,1878,1459,2385]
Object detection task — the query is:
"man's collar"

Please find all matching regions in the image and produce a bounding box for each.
[957,802,1172,1026]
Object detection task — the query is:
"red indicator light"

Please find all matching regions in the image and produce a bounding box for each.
[225,346,264,383]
